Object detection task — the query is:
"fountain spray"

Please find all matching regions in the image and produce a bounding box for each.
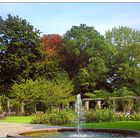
[75,94,85,135]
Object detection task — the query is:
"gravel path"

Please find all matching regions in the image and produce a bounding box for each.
[0,122,68,137]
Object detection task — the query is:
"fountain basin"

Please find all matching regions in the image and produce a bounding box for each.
[7,127,140,138]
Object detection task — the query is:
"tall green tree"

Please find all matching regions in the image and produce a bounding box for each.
[62,24,111,95]
[105,26,140,95]
[0,14,42,95]
[105,26,140,47]
[62,24,106,78]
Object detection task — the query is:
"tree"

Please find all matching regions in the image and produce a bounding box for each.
[0,14,42,95]
[43,78,74,108]
[74,56,108,95]
[41,34,63,59]
[18,59,66,81]
[11,78,74,113]
[105,27,140,95]
[106,43,140,94]
[116,63,140,96]
[62,24,111,95]
[105,26,140,47]
[62,24,107,78]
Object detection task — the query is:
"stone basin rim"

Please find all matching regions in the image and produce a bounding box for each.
[7,127,140,138]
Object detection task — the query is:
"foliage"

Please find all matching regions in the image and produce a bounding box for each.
[62,24,106,78]
[85,109,140,123]
[1,15,140,113]
[105,26,140,47]
[32,109,75,125]
[115,97,134,113]
[116,113,140,121]
[133,99,140,113]
[116,63,140,96]
[0,14,42,96]
[11,79,43,101]
[41,34,63,59]
[42,78,74,107]
[113,87,136,97]
[111,87,135,112]
[74,57,108,95]
[85,89,112,99]
[85,109,116,123]
[11,77,74,112]
[62,24,111,95]
[105,27,140,94]
[24,60,68,81]
[0,96,8,112]
[8,99,21,114]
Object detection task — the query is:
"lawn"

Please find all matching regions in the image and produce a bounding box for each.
[0,116,33,124]
[0,116,140,131]
[65,121,140,131]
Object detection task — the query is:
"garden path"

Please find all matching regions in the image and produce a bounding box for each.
[0,122,67,137]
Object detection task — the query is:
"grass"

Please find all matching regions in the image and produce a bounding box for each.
[0,116,33,124]
[65,121,140,131]
[0,116,140,131]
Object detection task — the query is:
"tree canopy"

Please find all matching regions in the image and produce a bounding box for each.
[0,14,42,96]
[11,78,74,108]
[62,24,106,78]
[0,15,140,113]
[105,26,140,47]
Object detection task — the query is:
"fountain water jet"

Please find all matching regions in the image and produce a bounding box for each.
[74,94,86,137]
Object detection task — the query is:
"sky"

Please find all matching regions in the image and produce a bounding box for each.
[0,3,140,36]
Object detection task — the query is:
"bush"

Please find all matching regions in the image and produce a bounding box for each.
[85,109,116,123]
[32,109,75,125]
[0,96,8,112]
[116,113,140,121]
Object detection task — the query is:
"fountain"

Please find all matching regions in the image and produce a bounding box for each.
[74,94,86,137]
[7,94,140,138]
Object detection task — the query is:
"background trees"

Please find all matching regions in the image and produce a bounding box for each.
[105,26,140,96]
[0,14,140,114]
[61,24,111,96]
[105,26,140,47]
[62,24,106,78]
[0,14,42,96]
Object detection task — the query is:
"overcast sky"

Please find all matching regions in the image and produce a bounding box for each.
[0,3,140,36]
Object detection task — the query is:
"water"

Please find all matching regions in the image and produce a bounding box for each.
[23,131,125,138]
[74,94,85,136]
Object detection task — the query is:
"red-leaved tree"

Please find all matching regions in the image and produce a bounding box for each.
[41,34,64,59]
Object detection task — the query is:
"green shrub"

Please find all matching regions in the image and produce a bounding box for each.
[131,113,140,121]
[116,113,140,121]
[0,96,8,112]
[32,109,75,125]
[32,113,48,124]
[85,109,116,123]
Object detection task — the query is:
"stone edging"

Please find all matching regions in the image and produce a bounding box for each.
[7,128,140,138]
